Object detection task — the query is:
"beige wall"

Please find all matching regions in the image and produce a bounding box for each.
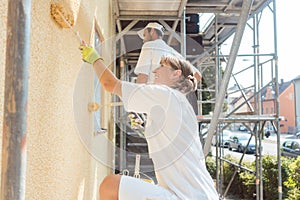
[1,0,114,199]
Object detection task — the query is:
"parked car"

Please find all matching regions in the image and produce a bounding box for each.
[281,139,300,158]
[228,133,259,154]
[212,130,232,147]
[238,125,248,132]
[296,132,300,139]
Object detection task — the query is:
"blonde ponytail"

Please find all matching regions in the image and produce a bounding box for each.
[159,56,198,94]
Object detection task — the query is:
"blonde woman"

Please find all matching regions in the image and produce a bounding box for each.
[80,46,219,200]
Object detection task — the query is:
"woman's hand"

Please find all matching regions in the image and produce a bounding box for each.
[79,46,103,64]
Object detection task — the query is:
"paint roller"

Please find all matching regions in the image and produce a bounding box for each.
[50,2,85,45]
[51,2,110,136]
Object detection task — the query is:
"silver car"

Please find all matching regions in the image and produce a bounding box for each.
[281,139,300,158]
[212,130,233,148]
[296,132,300,139]
[228,134,258,154]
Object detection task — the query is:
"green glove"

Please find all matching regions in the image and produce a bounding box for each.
[79,45,102,64]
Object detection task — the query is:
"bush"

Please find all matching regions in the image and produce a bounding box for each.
[205,155,300,199]
[239,169,256,199]
[287,156,300,188]
[206,156,217,179]
[222,157,244,196]
[283,156,300,200]
[285,188,300,200]
[261,156,281,199]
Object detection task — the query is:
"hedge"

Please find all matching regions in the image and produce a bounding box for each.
[206,155,300,199]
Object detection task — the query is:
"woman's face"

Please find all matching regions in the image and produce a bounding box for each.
[152,62,181,86]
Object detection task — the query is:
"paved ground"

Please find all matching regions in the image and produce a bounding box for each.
[264,133,297,143]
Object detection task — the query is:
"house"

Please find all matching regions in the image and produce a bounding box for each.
[293,76,300,133]
[227,84,255,115]
[228,78,299,134]
[262,79,296,134]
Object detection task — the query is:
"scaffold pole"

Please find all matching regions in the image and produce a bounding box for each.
[1,0,31,199]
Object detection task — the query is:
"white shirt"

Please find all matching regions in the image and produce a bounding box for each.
[121,81,219,200]
[134,39,183,84]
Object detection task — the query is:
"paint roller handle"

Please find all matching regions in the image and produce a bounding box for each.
[76,31,86,46]
[79,45,103,64]
[81,40,86,46]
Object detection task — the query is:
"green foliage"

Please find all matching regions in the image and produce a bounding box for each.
[239,169,256,199]
[284,188,300,200]
[205,155,300,199]
[221,155,253,197]
[283,156,300,200]
[288,156,300,188]
[206,156,217,179]
[200,79,213,115]
[261,156,278,199]
[200,65,228,114]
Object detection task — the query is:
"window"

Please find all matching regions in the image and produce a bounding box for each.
[292,141,300,150]
[283,141,292,148]
[93,26,104,132]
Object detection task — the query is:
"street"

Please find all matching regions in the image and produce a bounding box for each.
[210,133,294,162]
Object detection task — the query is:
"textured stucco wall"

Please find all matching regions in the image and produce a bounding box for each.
[1,0,114,199]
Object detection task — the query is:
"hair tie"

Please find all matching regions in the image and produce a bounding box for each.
[187,75,197,91]
[187,75,195,82]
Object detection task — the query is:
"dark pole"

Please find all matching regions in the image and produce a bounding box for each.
[271,0,282,199]
[1,0,31,199]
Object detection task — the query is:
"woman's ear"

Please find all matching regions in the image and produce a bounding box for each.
[194,71,202,82]
[173,69,182,78]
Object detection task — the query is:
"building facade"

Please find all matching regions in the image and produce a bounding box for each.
[0,1,115,199]
[228,78,299,134]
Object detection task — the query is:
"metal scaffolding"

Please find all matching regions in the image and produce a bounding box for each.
[1,0,31,199]
[197,1,281,199]
[112,0,281,199]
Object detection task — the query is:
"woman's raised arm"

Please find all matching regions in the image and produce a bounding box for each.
[79,46,122,97]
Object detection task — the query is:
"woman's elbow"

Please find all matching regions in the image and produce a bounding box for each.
[102,83,115,93]
[102,80,121,95]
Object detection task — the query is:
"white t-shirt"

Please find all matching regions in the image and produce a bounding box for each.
[134,39,183,83]
[121,81,219,200]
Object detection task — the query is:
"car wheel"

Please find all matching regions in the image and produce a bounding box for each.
[228,145,232,151]
[238,146,242,152]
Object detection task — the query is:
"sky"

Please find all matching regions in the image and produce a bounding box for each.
[211,0,300,86]
[275,0,300,82]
